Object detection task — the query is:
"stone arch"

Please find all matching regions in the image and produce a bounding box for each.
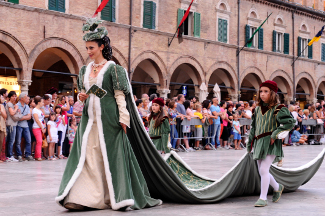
[240,66,266,85]
[168,55,204,84]
[112,46,128,69]
[28,37,85,79]
[269,70,293,103]
[130,51,167,98]
[206,61,238,95]
[206,61,237,101]
[216,0,230,12]
[0,30,28,80]
[296,72,316,101]
[131,50,167,86]
[316,76,325,99]
[168,56,204,98]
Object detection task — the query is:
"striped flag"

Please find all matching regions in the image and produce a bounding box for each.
[177,0,194,43]
[308,26,324,46]
[92,0,110,18]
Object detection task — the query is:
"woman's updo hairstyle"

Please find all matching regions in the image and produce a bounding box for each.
[94,36,113,61]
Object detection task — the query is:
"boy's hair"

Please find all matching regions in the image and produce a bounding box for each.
[256,88,279,108]
[294,125,300,130]
[34,95,42,105]
[195,104,202,110]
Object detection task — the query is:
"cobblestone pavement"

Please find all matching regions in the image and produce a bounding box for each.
[0,145,324,216]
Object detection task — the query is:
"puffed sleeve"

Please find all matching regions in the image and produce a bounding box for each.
[114,90,130,128]
[111,65,130,95]
[271,106,296,140]
[161,117,171,149]
[247,108,256,153]
[77,66,87,92]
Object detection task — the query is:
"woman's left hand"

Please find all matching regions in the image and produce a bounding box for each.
[270,138,275,145]
[120,123,127,134]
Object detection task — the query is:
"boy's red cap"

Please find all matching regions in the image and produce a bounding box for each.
[260,80,278,93]
[152,98,165,107]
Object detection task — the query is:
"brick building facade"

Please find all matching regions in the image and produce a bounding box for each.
[1,0,325,106]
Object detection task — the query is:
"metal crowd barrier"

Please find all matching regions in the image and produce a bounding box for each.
[302,119,324,136]
[236,118,252,149]
[172,117,217,152]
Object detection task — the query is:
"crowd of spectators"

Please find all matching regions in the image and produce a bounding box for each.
[0,87,84,163]
[2,87,325,163]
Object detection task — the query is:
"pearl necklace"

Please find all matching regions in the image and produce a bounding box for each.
[92,59,107,74]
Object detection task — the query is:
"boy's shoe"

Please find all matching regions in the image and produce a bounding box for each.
[26,156,35,161]
[7,156,18,162]
[254,198,268,207]
[187,147,196,152]
[272,184,284,203]
[17,156,23,162]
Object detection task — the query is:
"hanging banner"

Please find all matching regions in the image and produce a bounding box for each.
[0,76,21,96]
[182,86,187,97]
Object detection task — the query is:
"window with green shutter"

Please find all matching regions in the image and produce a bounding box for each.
[321,43,325,62]
[143,1,156,29]
[258,28,263,50]
[308,39,312,59]
[177,9,185,27]
[194,12,201,38]
[101,0,116,22]
[245,25,250,47]
[218,18,227,43]
[48,0,65,13]
[8,0,19,4]
[297,37,302,57]
[283,33,289,54]
[272,30,276,52]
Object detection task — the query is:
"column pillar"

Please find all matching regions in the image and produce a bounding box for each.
[229,94,239,102]
[284,95,293,105]
[17,80,32,95]
[157,88,170,99]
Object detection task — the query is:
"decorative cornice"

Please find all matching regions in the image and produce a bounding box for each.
[216,8,231,15]
[179,0,198,7]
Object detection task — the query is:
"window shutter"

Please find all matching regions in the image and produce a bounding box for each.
[49,0,57,11]
[222,19,227,43]
[57,0,65,12]
[218,19,223,42]
[177,9,185,27]
[151,2,156,29]
[245,25,250,47]
[194,12,201,38]
[258,28,263,50]
[322,44,325,62]
[298,37,301,56]
[101,0,110,21]
[143,1,153,29]
[272,30,276,52]
[308,39,312,59]
[111,0,116,22]
[283,33,289,54]
[8,0,19,4]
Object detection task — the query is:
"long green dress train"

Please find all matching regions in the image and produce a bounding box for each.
[56,61,325,207]
[55,61,161,210]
